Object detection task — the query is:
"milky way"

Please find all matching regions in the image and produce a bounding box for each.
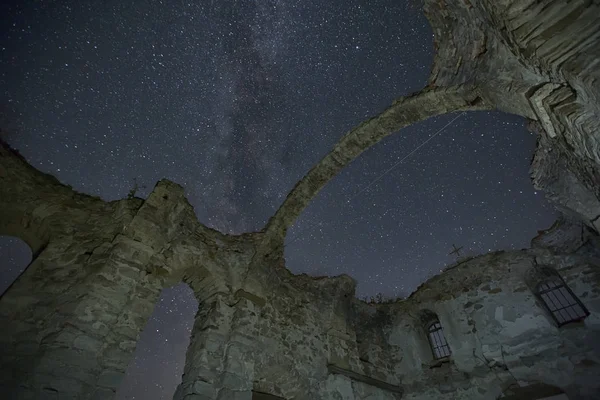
[0,0,557,398]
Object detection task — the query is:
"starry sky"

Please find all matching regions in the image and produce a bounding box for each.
[0,0,557,398]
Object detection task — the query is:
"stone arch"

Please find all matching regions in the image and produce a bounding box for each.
[0,216,48,259]
[170,241,270,399]
[0,212,187,398]
[418,308,440,328]
[256,85,489,257]
[182,264,231,304]
[254,0,600,258]
[0,140,56,256]
[116,282,198,400]
[407,308,452,365]
[172,259,238,399]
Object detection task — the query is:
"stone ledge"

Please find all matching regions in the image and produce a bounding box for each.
[327,364,403,395]
[234,289,266,307]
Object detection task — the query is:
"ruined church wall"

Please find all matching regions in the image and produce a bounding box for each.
[230,240,600,400]
[0,180,203,399]
[379,245,600,399]
[251,281,334,398]
[248,273,404,400]
[424,0,600,231]
[0,229,166,398]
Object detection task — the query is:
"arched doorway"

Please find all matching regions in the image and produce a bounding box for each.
[116,283,198,400]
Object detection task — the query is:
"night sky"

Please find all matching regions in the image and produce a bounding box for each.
[1,0,557,398]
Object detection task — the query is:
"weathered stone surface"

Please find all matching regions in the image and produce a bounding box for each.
[423,0,600,228]
[1,0,600,399]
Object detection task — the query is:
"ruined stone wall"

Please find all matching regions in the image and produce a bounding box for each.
[2,147,600,400]
[2,1,600,399]
[424,0,600,230]
[0,144,207,399]
[252,239,599,400]
[380,243,600,400]
[173,231,263,399]
[167,221,599,400]
[0,228,169,398]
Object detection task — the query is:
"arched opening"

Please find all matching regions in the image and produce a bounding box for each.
[284,110,558,301]
[418,309,451,362]
[0,235,33,296]
[115,283,198,400]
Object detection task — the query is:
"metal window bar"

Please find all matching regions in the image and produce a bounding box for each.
[428,321,451,359]
[538,279,589,326]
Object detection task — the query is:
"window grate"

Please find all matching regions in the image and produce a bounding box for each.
[428,321,451,359]
[538,279,589,326]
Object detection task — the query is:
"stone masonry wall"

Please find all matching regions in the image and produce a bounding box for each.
[0,164,206,398]
[162,219,600,400]
[2,153,600,400]
[2,1,600,399]
[381,243,600,399]
[215,223,600,400]
[424,0,600,230]
[164,219,599,400]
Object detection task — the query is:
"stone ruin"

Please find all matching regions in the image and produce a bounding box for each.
[1,0,600,399]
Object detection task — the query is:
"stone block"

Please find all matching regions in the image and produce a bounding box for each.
[64,365,98,386]
[73,334,104,352]
[37,347,100,371]
[201,336,226,354]
[111,324,139,340]
[193,380,216,396]
[185,364,221,384]
[38,376,86,397]
[229,333,258,348]
[128,298,156,319]
[101,346,131,369]
[117,265,144,281]
[91,387,117,400]
[234,289,266,307]
[219,372,252,391]
[97,369,124,389]
[216,388,252,400]
[118,339,137,352]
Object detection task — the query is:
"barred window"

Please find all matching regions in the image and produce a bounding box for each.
[537,279,589,326]
[427,321,451,359]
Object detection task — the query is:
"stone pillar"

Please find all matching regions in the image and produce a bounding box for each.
[174,291,263,400]
[216,294,261,400]
[0,233,164,399]
[0,239,81,398]
[174,294,235,400]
